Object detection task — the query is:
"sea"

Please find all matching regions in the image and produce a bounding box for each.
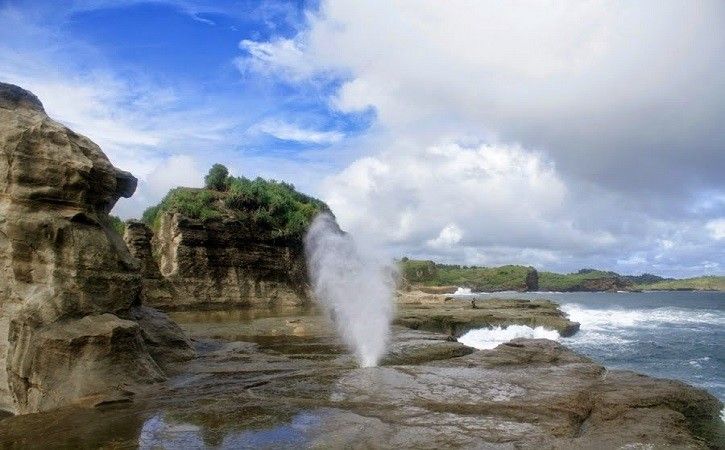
[455,290,725,410]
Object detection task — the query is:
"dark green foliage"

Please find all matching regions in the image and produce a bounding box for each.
[141,165,329,240]
[622,273,668,284]
[538,270,624,291]
[224,176,327,238]
[204,163,230,191]
[108,215,125,235]
[141,188,223,228]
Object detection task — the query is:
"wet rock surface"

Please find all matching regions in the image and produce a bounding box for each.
[0,83,193,414]
[396,290,581,337]
[0,308,721,448]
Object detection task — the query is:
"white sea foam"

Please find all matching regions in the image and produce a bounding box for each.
[562,304,725,330]
[688,357,711,369]
[452,287,473,295]
[458,325,560,350]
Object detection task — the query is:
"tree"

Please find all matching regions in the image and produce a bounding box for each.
[204,164,229,191]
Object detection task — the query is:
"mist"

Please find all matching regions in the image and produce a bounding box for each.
[304,213,396,367]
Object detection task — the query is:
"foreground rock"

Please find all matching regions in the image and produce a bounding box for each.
[0,83,192,415]
[396,290,580,337]
[0,310,720,448]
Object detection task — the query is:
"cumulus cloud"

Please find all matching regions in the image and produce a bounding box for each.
[240,0,725,276]
[707,219,725,241]
[322,142,617,262]
[427,224,463,250]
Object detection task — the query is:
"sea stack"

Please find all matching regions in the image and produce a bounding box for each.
[0,83,193,414]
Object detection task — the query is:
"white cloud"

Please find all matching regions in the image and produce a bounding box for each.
[237,38,317,82]
[114,155,205,218]
[427,224,463,249]
[706,219,725,240]
[322,142,616,264]
[240,0,725,275]
[251,119,344,144]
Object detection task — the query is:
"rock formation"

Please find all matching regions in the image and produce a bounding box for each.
[0,317,721,448]
[396,290,580,337]
[0,83,193,415]
[135,213,309,310]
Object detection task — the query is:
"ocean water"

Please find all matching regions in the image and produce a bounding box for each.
[456,291,725,404]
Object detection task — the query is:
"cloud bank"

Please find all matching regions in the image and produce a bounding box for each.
[240,0,725,276]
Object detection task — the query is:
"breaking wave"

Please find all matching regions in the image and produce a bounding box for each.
[562,303,725,329]
[452,287,473,295]
[458,325,560,350]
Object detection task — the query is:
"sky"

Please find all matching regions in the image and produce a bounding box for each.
[1,0,723,277]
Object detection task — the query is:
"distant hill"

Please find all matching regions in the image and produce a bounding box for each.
[538,269,631,292]
[399,259,724,292]
[400,259,537,292]
[635,276,725,292]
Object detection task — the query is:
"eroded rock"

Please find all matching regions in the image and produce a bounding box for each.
[0,83,192,414]
[147,213,309,310]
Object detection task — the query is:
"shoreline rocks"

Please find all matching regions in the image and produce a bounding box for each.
[0,311,721,448]
[395,290,580,337]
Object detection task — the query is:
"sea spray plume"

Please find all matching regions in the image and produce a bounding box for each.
[304,213,396,367]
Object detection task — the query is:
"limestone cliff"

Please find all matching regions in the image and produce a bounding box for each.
[137,212,309,310]
[0,83,193,415]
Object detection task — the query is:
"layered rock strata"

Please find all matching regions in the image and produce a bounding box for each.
[0,83,192,414]
[137,213,309,310]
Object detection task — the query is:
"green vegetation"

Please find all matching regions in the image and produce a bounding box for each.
[636,276,725,291]
[538,269,625,291]
[141,164,329,239]
[108,215,125,235]
[204,163,229,191]
[400,259,724,292]
[400,258,536,291]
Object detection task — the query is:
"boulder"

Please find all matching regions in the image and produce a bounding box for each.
[0,83,193,414]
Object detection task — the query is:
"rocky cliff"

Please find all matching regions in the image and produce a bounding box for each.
[0,83,193,415]
[127,212,310,310]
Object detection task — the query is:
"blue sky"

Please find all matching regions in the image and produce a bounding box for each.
[1,0,723,277]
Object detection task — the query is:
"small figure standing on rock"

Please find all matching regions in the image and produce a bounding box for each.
[471,299,477,309]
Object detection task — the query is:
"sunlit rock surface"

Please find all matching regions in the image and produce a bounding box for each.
[0,83,192,414]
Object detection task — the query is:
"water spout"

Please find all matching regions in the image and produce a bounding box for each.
[304,213,395,367]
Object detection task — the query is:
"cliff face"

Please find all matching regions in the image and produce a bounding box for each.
[0,83,192,415]
[137,213,309,310]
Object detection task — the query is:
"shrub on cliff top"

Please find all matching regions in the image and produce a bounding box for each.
[204,163,230,191]
[141,165,329,239]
